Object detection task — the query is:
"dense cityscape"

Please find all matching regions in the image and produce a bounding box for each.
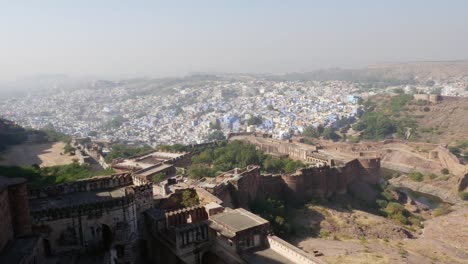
[1,75,467,146]
[1,1,468,263]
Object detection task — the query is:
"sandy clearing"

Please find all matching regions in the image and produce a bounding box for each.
[0,142,75,167]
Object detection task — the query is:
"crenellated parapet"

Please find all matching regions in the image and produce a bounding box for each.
[165,205,209,228]
[28,173,133,199]
[30,194,136,222]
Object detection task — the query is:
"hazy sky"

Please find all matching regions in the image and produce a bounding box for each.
[1,0,467,81]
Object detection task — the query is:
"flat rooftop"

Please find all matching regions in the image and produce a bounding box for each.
[209,208,269,234]
[29,186,128,211]
[113,151,187,169]
[136,163,173,177]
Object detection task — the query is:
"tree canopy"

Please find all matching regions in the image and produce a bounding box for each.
[104,144,153,162]
[188,140,305,177]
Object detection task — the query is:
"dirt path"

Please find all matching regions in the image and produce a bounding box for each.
[0,142,75,167]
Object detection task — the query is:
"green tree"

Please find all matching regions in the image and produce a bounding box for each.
[192,149,214,164]
[247,116,263,126]
[104,144,153,162]
[263,157,284,173]
[181,190,200,208]
[302,126,320,138]
[251,198,291,237]
[283,159,304,173]
[322,127,340,141]
[152,173,166,183]
[187,164,214,179]
[207,130,226,141]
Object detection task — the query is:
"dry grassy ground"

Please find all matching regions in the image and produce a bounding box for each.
[0,142,75,167]
[289,205,468,264]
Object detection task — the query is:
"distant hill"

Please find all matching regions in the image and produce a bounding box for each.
[267,60,468,84]
[367,95,468,146]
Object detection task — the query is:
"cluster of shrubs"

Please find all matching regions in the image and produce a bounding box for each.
[407,171,441,182]
[375,185,424,227]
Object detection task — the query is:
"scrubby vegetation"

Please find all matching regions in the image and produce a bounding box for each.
[408,171,424,182]
[373,184,424,227]
[247,115,263,126]
[302,125,340,141]
[448,140,468,162]
[250,198,292,237]
[152,172,166,183]
[0,119,71,151]
[181,190,200,208]
[187,140,305,179]
[207,130,226,141]
[104,144,153,162]
[432,204,452,217]
[352,95,419,140]
[459,192,468,201]
[0,160,113,189]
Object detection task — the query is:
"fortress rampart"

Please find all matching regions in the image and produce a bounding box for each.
[30,194,136,222]
[200,157,381,208]
[28,173,133,199]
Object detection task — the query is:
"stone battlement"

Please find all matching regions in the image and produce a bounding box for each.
[30,194,136,222]
[165,205,209,228]
[28,173,133,199]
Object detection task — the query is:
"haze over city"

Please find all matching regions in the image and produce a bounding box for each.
[1,2,468,264]
[1,0,468,82]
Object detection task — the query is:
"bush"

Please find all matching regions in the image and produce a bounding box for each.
[433,204,452,217]
[0,162,114,189]
[207,130,225,141]
[181,190,199,208]
[187,164,214,179]
[385,202,405,215]
[152,173,166,183]
[251,198,292,237]
[408,171,424,182]
[105,144,153,162]
[441,168,450,175]
[376,199,388,209]
[319,229,331,238]
[423,106,430,112]
[247,116,263,126]
[459,192,468,201]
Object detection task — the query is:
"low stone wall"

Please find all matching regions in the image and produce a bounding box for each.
[267,235,323,264]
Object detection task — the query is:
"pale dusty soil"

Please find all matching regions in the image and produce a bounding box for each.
[289,205,468,264]
[0,142,75,167]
